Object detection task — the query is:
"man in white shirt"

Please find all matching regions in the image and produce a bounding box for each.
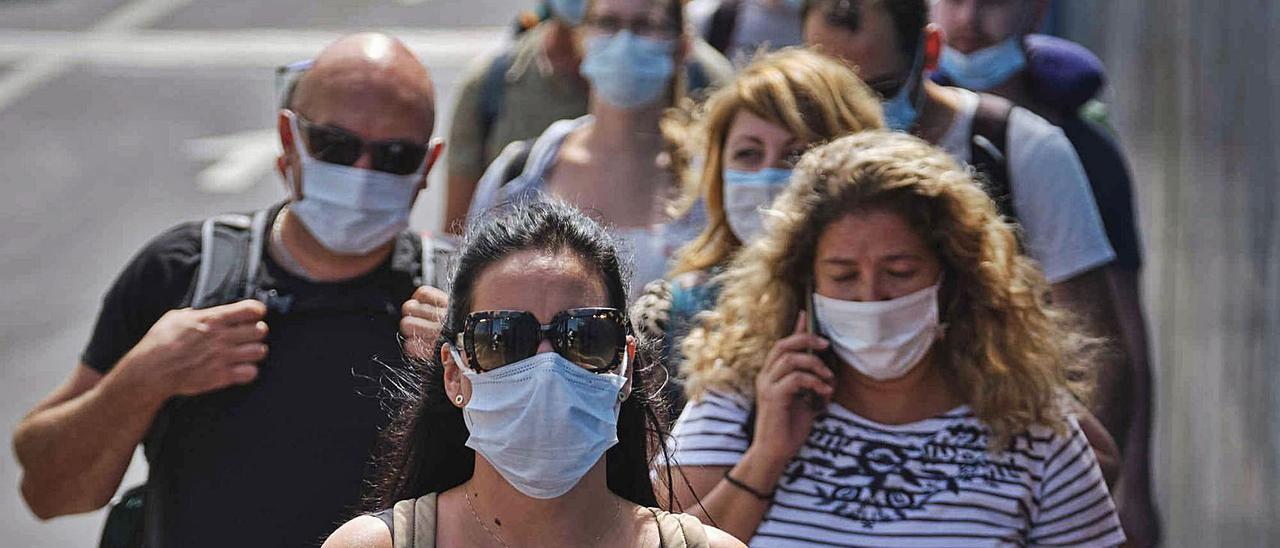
[929,2,1159,545]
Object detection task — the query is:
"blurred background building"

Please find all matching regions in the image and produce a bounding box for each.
[1056,1,1280,544]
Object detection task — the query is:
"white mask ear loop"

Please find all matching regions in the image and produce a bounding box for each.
[447,341,477,374]
[617,347,633,402]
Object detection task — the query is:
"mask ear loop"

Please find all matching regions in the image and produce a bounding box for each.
[447,339,478,374]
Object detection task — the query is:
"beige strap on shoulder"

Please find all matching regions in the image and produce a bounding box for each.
[391,493,438,548]
[649,507,711,548]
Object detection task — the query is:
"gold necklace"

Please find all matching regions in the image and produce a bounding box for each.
[465,489,510,548]
[463,489,625,547]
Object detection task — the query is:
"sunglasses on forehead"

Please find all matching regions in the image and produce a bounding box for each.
[454,308,629,373]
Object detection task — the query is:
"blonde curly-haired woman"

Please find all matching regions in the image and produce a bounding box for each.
[662,131,1125,546]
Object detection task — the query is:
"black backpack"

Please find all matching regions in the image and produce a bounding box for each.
[968,93,1018,223]
[99,206,455,548]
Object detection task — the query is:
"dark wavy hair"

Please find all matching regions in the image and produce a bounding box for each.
[365,200,673,510]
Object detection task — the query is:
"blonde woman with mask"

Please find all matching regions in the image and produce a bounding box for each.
[631,48,882,411]
[662,131,1125,546]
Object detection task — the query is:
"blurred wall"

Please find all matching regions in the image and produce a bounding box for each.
[1056,2,1280,545]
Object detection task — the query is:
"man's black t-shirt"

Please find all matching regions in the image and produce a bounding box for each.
[82,206,418,547]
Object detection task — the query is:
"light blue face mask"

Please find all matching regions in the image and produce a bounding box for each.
[881,39,927,132]
[580,30,676,110]
[722,167,792,243]
[454,349,628,499]
[287,114,423,255]
[548,0,586,25]
[938,36,1027,91]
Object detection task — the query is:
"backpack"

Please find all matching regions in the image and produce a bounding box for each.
[99,206,454,548]
[968,93,1018,223]
[705,0,742,56]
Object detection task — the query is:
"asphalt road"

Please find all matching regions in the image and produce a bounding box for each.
[0,0,527,544]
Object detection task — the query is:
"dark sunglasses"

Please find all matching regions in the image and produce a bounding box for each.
[292,111,433,175]
[455,308,629,373]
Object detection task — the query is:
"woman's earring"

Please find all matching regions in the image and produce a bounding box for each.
[454,394,465,406]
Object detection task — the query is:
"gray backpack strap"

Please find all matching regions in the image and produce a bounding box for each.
[649,507,711,548]
[390,493,438,548]
[190,209,270,309]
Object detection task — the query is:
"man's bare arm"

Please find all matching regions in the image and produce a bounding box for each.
[13,300,268,519]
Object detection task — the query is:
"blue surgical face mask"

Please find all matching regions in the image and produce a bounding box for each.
[454,349,628,499]
[287,114,423,255]
[722,167,792,243]
[580,30,676,110]
[938,36,1027,91]
[548,0,586,25]
[881,39,927,132]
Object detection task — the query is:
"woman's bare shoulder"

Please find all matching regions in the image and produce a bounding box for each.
[320,514,393,548]
[706,524,748,548]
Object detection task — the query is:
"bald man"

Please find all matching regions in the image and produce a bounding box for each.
[14,33,449,547]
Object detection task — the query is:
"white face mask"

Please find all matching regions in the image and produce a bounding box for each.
[286,114,424,255]
[812,280,943,381]
[452,348,628,499]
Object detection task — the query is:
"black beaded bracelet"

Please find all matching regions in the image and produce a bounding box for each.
[723,471,774,500]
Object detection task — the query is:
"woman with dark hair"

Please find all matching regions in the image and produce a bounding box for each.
[322,201,742,547]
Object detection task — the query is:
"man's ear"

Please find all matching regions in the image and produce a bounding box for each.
[277,110,301,198]
[923,24,944,73]
[418,140,445,191]
[441,342,471,407]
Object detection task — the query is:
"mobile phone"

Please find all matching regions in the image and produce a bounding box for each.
[800,280,829,412]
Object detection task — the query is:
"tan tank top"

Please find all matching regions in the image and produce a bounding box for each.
[379,493,711,548]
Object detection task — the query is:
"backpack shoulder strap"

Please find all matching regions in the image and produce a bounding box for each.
[480,47,517,152]
[969,93,1017,221]
[498,138,534,189]
[390,493,438,548]
[705,0,741,55]
[649,508,711,548]
[390,230,457,290]
[191,209,270,309]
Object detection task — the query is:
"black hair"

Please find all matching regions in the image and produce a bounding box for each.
[803,0,929,61]
[364,200,674,510]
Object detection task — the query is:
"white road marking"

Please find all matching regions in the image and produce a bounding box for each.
[0,0,197,111]
[0,28,502,68]
[184,129,281,194]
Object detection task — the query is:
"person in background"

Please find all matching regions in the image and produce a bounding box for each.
[632,47,883,411]
[692,0,807,66]
[467,0,709,299]
[13,33,451,546]
[664,131,1125,546]
[930,3,1158,542]
[322,201,744,548]
[444,0,734,234]
[801,0,1136,494]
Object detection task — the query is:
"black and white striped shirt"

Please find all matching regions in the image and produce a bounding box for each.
[668,390,1125,547]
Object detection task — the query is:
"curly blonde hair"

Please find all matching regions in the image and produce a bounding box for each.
[665,48,883,276]
[682,130,1097,447]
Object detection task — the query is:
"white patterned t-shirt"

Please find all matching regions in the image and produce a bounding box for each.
[668,390,1126,547]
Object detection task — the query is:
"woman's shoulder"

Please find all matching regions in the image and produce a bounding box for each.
[320,515,392,548]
